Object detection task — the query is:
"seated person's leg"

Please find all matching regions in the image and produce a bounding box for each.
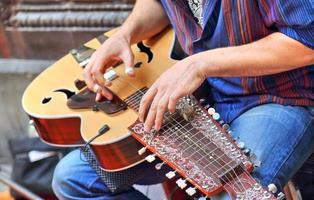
[52,149,169,200]
[212,104,314,200]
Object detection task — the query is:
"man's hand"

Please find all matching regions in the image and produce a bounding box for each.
[83,33,135,101]
[139,56,206,132]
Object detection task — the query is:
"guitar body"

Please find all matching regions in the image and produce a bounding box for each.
[22,28,177,171]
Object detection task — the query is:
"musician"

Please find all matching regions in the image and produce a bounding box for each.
[52,0,314,199]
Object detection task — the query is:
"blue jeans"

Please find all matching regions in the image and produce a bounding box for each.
[52,104,314,200]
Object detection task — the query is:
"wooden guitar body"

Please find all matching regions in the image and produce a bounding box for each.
[22,28,177,172]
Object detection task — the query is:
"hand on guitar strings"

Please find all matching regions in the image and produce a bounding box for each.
[83,33,135,101]
[139,56,207,132]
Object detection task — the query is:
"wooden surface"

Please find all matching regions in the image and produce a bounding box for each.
[22,27,176,145]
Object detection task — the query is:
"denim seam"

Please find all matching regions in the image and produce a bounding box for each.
[86,176,105,197]
[268,119,312,189]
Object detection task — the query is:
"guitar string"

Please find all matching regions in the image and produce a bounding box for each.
[116,78,247,194]
[120,83,246,192]
[114,77,247,194]
[120,82,250,195]
[123,88,258,196]
[117,80,240,191]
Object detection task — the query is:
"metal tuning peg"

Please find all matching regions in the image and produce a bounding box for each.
[267,183,278,194]
[253,159,262,168]
[207,107,215,115]
[212,112,220,121]
[242,148,251,156]
[176,178,187,189]
[276,192,285,200]
[165,171,176,179]
[138,146,148,155]
[155,161,166,170]
[236,141,245,150]
[185,187,197,196]
[145,154,156,163]
[222,123,231,131]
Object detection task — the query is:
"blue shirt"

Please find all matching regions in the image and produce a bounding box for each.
[160,0,314,122]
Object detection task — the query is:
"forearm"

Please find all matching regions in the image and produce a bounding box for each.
[117,0,169,44]
[195,32,314,77]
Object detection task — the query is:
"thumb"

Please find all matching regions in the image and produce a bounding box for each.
[120,47,135,77]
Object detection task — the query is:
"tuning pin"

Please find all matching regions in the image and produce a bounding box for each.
[236,141,245,149]
[254,159,262,168]
[155,161,166,170]
[212,112,220,121]
[207,107,215,115]
[138,147,147,155]
[263,191,272,199]
[268,183,278,194]
[185,187,197,196]
[165,171,176,179]
[276,192,285,200]
[222,123,230,131]
[176,178,187,189]
[242,148,251,156]
[204,104,210,110]
[145,154,156,163]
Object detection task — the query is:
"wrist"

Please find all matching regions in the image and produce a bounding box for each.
[113,28,132,44]
[187,54,209,79]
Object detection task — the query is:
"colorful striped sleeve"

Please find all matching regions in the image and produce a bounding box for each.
[258,0,314,49]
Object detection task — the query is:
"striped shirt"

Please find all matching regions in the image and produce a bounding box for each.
[160,0,314,122]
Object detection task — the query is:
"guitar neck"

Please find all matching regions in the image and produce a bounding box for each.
[223,172,276,200]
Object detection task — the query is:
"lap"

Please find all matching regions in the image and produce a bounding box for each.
[53,104,314,199]
[229,104,314,190]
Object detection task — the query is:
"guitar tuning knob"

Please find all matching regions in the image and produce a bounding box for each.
[268,183,278,194]
[207,107,215,115]
[155,161,165,170]
[185,187,197,196]
[236,141,245,149]
[253,159,262,168]
[145,154,156,163]
[204,104,210,110]
[242,148,251,156]
[138,147,147,155]
[276,192,285,200]
[165,171,176,179]
[222,123,230,131]
[176,178,187,189]
[212,112,220,121]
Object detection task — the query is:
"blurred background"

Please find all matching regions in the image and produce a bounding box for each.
[0,1,313,199]
[0,0,133,161]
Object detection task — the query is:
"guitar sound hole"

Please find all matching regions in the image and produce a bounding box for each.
[42,97,52,104]
[53,89,76,99]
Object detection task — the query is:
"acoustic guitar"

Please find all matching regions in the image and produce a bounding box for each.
[22,27,176,171]
[22,27,282,199]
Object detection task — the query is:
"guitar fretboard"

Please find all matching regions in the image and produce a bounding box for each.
[128,95,252,195]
